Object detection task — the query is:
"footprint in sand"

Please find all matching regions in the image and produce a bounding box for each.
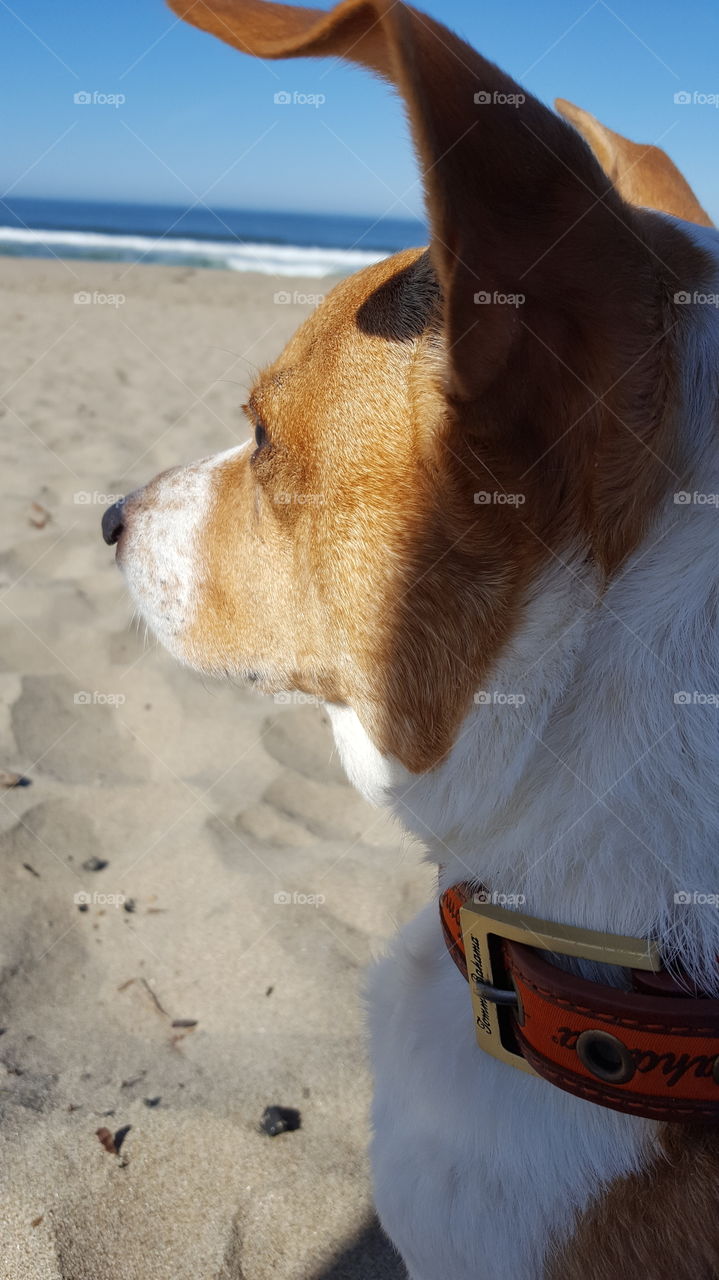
[0,801,95,1041]
[261,705,347,784]
[11,674,146,784]
[227,705,397,849]
[0,797,99,881]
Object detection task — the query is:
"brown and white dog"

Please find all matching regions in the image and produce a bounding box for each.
[102,3,719,1276]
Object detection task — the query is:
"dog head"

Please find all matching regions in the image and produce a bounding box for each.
[105,0,715,781]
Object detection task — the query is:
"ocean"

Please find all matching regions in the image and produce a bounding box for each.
[0,197,427,277]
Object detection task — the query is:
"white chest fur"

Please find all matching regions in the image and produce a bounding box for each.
[328,559,661,1279]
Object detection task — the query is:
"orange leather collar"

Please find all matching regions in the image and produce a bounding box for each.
[440,883,719,1121]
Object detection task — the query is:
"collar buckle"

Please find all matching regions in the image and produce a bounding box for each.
[458,896,662,1075]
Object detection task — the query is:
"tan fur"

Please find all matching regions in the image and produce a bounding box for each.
[556,98,714,228]
[547,1126,719,1279]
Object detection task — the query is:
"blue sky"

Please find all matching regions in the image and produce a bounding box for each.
[1,0,718,220]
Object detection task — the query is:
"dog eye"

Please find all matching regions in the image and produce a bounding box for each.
[242,401,270,457]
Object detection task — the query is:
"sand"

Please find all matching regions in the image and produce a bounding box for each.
[0,258,433,1279]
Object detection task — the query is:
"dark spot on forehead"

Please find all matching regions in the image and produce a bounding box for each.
[356,250,441,343]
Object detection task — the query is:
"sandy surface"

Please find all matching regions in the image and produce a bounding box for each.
[0,258,432,1279]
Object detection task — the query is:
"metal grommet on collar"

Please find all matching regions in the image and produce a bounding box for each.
[576,1029,636,1085]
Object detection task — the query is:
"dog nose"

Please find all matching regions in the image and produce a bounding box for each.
[102,498,126,546]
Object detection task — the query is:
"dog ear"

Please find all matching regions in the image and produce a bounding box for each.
[556,99,713,229]
[167,0,651,400]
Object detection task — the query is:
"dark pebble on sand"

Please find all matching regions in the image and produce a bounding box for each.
[260,1105,301,1137]
[0,771,31,788]
[113,1124,132,1154]
[82,856,109,872]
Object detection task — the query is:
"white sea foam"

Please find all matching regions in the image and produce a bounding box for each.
[0,224,391,277]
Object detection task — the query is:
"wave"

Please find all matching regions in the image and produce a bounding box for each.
[0,224,391,277]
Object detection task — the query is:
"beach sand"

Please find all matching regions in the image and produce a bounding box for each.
[0,258,432,1279]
